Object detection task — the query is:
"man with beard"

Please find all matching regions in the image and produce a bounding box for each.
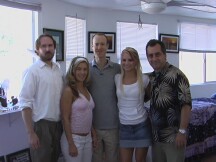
[19,34,64,162]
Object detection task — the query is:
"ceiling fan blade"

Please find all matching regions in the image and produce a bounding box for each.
[167,0,216,13]
[167,1,202,7]
[186,0,216,7]
[181,5,216,13]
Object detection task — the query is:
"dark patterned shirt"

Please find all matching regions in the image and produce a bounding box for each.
[149,62,192,143]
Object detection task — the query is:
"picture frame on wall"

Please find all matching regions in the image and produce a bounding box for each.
[88,31,116,53]
[43,28,64,61]
[6,148,31,162]
[159,34,179,53]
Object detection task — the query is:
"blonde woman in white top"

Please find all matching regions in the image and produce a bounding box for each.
[114,47,152,162]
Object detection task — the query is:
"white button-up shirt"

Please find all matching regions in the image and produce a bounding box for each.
[19,59,64,122]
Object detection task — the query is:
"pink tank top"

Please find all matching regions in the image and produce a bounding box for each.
[71,92,94,133]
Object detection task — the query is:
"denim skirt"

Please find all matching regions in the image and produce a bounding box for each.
[119,119,152,148]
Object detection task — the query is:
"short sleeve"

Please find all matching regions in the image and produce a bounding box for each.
[114,74,121,86]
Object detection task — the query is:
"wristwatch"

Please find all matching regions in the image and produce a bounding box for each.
[178,129,187,135]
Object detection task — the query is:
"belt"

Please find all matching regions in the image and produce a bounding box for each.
[73,132,89,136]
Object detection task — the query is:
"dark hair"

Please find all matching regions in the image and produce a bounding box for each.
[145,39,166,55]
[92,33,108,45]
[65,56,90,99]
[35,33,56,51]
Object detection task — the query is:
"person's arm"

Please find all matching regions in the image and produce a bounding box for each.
[61,86,78,157]
[144,83,151,102]
[175,104,191,148]
[179,104,191,130]
[22,108,40,149]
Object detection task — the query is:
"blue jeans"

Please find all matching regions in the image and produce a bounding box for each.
[119,119,152,148]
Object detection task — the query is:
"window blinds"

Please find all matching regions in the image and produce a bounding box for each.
[180,22,216,52]
[117,22,158,59]
[116,21,157,73]
[65,16,86,58]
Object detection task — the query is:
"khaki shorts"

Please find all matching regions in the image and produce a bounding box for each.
[92,128,119,162]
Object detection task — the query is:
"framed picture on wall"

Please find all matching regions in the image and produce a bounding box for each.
[159,34,179,53]
[43,28,64,61]
[6,148,31,162]
[88,31,116,53]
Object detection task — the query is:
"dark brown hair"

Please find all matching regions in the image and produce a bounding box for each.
[146,39,166,55]
[35,33,56,50]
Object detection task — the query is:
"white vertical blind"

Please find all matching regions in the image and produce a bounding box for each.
[117,22,157,73]
[65,16,86,71]
[180,22,216,52]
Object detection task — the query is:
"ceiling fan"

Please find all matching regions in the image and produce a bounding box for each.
[118,0,216,14]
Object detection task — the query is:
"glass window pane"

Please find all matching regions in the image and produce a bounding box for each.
[0,6,37,99]
[140,58,153,73]
[206,53,216,82]
[179,51,204,84]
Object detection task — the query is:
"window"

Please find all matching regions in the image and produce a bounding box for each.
[65,16,86,71]
[0,5,38,101]
[179,22,216,84]
[117,22,157,73]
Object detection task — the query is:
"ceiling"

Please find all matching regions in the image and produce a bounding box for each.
[58,0,216,20]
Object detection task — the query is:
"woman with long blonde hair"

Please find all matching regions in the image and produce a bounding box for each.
[115,47,152,162]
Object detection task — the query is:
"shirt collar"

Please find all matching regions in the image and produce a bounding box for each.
[91,59,114,68]
[153,62,170,76]
[37,59,59,69]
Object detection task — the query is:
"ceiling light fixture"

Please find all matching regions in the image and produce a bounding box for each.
[141,1,167,14]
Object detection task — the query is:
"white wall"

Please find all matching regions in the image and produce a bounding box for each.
[37,0,216,98]
[0,111,28,156]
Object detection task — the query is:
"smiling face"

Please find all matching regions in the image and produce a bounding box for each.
[92,34,109,59]
[146,43,167,72]
[74,61,89,83]
[121,50,137,73]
